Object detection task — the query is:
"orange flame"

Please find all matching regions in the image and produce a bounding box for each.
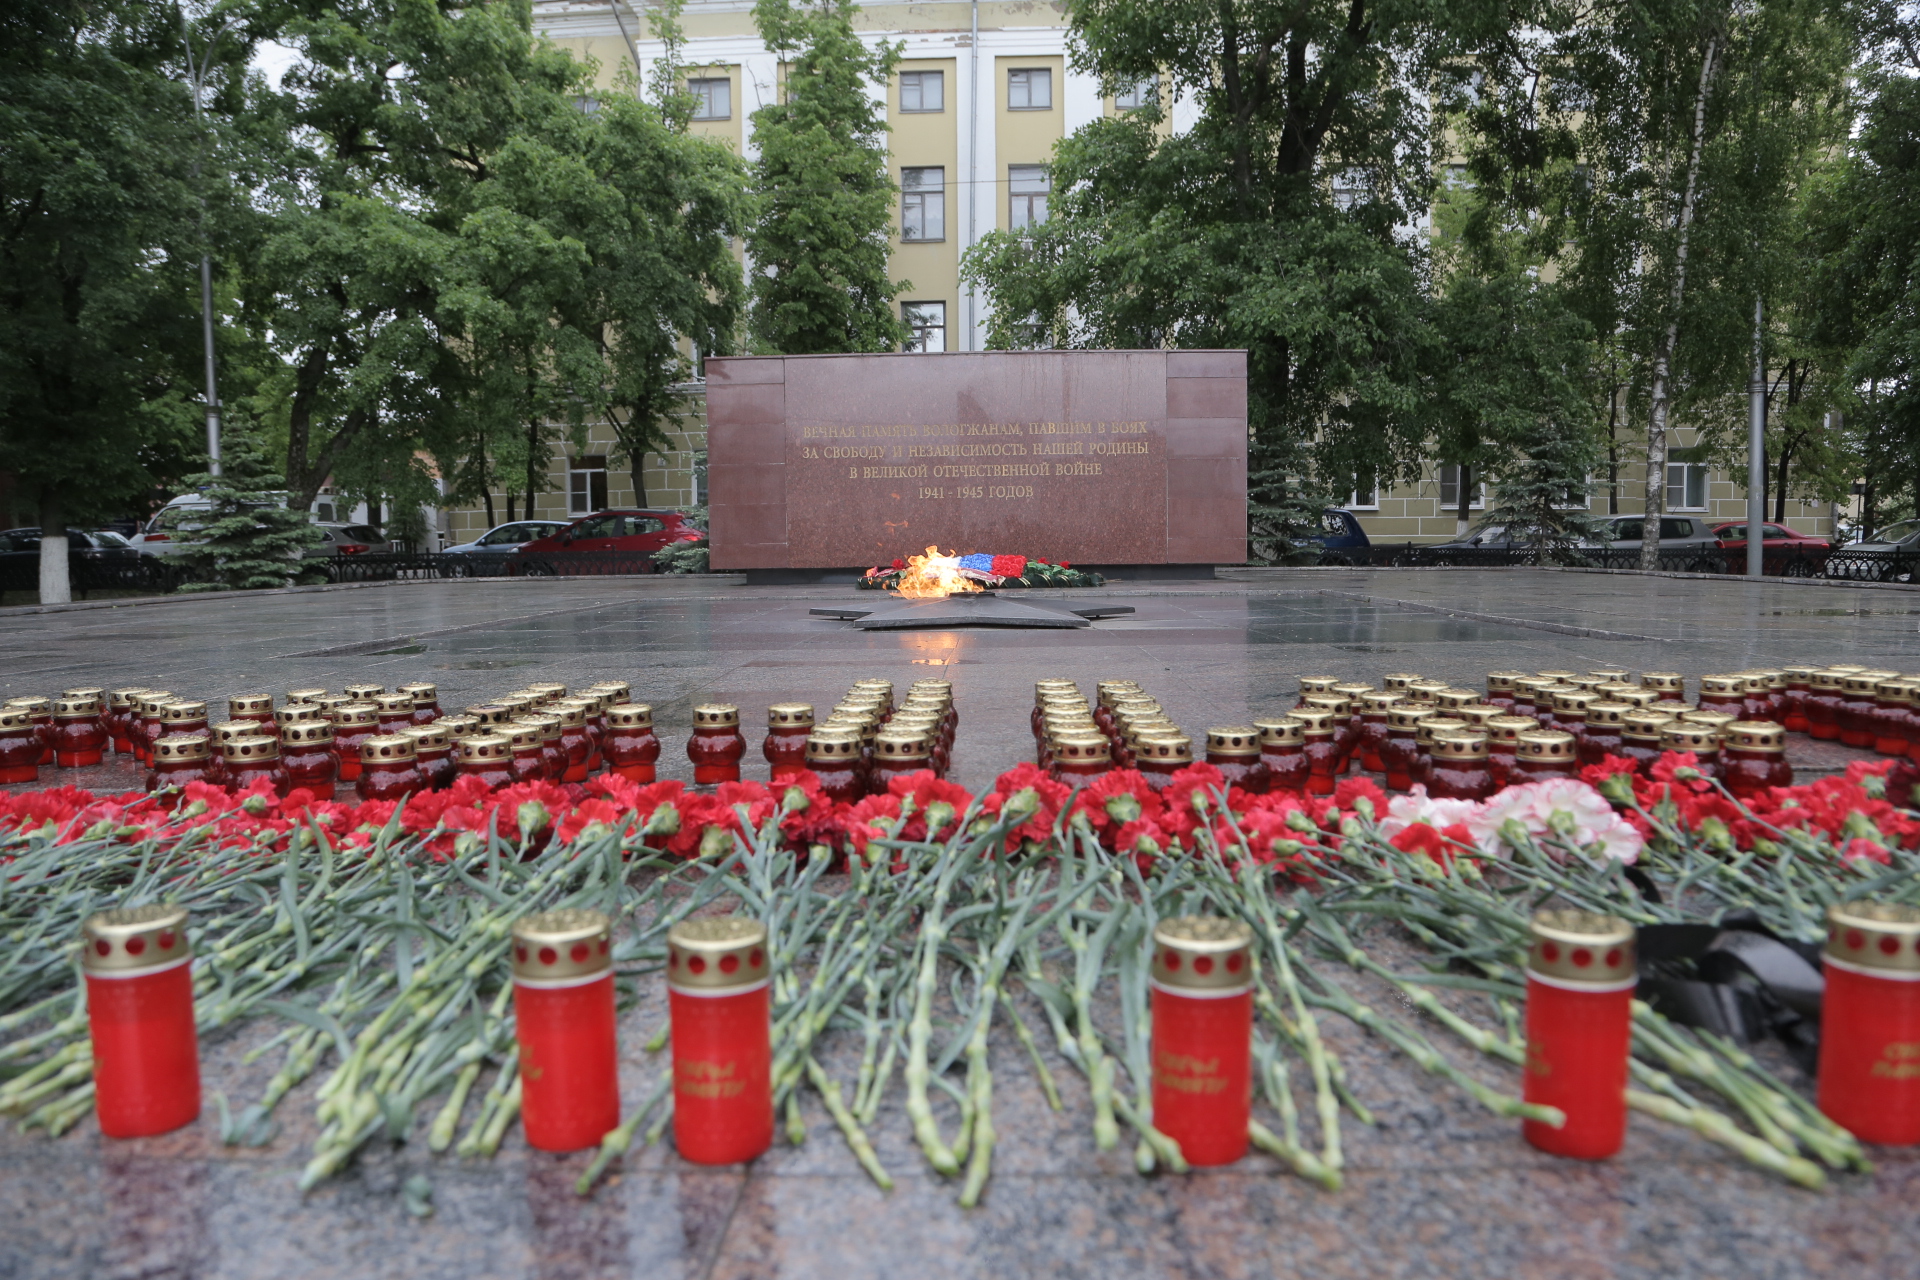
[892,546,984,600]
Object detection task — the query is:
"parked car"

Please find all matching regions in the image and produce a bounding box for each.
[309,523,392,558]
[0,528,156,594]
[1709,521,1832,576]
[1829,518,1920,581]
[444,520,569,568]
[1581,515,1727,572]
[506,510,704,575]
[1300,508,1372,566]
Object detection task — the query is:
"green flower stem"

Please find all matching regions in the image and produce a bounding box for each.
[576,1065,674,1195]
[808,1056,892,1191]
[1628,1090,1826,1190]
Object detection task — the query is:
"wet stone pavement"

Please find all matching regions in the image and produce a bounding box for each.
[3,568,1919,1279]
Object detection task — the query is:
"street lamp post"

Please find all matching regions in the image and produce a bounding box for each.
[1747,296,1765,578]
[184,17,237,478]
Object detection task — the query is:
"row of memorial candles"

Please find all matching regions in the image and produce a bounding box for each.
[74,900,1920,1158]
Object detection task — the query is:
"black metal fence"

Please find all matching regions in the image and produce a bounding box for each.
[319,550,669,582]
[1308,543,1894,580]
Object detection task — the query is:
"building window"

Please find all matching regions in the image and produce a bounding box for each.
[688,77,730,121]
[901,167,945,241]
[1113,76,1156,110]
[1348,480,1379,510]
[691,450,707,507]
[1009,165,1049,230]
[1438,465,1484,510]
[900,70,943,112]
[903,302,947,353]
[1666,463,1708,511]
[569,454,609,516]
[1554,477,1593,510]
[1008,68,1052,111]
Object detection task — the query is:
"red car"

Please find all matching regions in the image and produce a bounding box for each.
[508,510,703,575]
[1711,521,1832,576]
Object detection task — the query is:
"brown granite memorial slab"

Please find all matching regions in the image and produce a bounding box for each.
[705,350,1247,570]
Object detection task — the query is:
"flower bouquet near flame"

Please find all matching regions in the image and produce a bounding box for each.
[859,547,1107,591]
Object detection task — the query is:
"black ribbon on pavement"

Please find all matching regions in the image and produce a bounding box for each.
[1635,911,1825,1072]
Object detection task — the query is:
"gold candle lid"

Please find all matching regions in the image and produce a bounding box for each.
[282,721,337,747]
[277,703,324,726]
[373,692,417,715]
[1407,680,1450,702]
[81,904,192,975]
[1724,721,1786,753]
[1641,671,1685,693]
[1779,665,1820,683]
[151,734,212,763]
[1681,709,1736,729]
[1332,682,1374,700]
[0,708,33,730]
[1515,730,1576,761]
[526,681,568,699]
[159,700,209,724]
[1290,708,1337,738]
[1611,688,1662,709]
[1536,669,1580,682]
[285,687,329,705]
[666,916,769,992]
[1360,690,1404,713]
[1451,703,1503,727]
[1134,733,1193,763]
[1434,688,1480,710]
[1381,672,1422,690]
[398,681,440,703]
[1414,716,1468,745]
[1297,676,1341,696]
[874,728,932,760]
[343,682,385,700]
[457,733,512,762]
[512,908,612,984]
[806,728,862,761]
[1253,717,1305,746]
[360,733,417,764]
[333,702,380,727]
[1698,674,1745,696]
[312,693,351,713]
[1430,732,1489,761]
[1587,668,1632,683]
[1387,705,1436,731]
[398,724,449,751]
[584,681,631,704]
[1151,916,1254,994]
[229,693,274,718]
[607,704,654,728]
[551,703,588,727]
[57,689,102,710]
[1551,690,1598,715]
[1054,734,1112,764]
[1660,722,1720,753]
[1486,714,1542,744]
[1620,710,1676,742]
[1486,670,1529,691]
[109,687,153,709]
[134,691,173,714]
[1825,903,1920,977]
[225,734,280,762]
[1528,909,1635,988]
[693,703,740,728]
[437,714,482,739]
[1585,701,1634,727]
[6,695,51,715]
[505,722,544,752]
[210,719,259,745]
[466,704,511,725]
[1301,694,1351,717]
[768,702,815,727]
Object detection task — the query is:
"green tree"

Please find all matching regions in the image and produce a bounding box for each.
[161,425,324,591]
[746,0,906,354]
[0,0,209,602]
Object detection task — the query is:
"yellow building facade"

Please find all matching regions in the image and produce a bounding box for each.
[438,1,1832,552]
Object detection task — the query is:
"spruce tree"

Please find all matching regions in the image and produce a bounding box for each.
[162,427,325,592]
[746,0,906,353]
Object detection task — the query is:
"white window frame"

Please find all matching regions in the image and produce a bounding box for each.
[568,455,609,517]
[901,167,945,241]
[903,302,947,353]
[900,70,943,113]
[1113,76,1157,110]
[1009,165,1049,230]
[1348,481,1379,510]
[1666,462,1709,511]
[688,77,730,121]
[1553,474,1594,510]
[1007,68,1052,111]
[1438,464,1485,511]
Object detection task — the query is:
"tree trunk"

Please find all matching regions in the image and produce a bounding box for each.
[1606,381,1620,515]
[524,421,542,518]
[366,498,382,530]
[1456,462,1472,537]
[1864,478,1877,542]
[630,452,648,509]
[37,490,70,605]
[506,493,517,523]
[1774,441,1794,523]
[1640,36,1720,570]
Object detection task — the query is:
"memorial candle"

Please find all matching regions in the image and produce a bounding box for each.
[512,909,620,1152]
[1818,903,1920,1145]
[668,917,774,1165]
[83,905,201,1138]
[687,704,747,786]
[1522,909,1635,1160]
[763,703,815,781]
[1149,915,1254,1167]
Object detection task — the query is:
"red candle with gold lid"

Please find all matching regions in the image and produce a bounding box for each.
[227,692,276,728]
[688,704,747,786]
[1871,679,1916,756]
[329,702,380,781]
[1484,670,1527,711]
[763,703,814,781]
[1050,732,1110,785]
[668,916,774,1165]
[398,682,441,726]
[551,702,593,783]
[555,696,605,773]
[398,724,454,791]
[1818,903,1920,1145]
[1410,715,1468,790]
[889,711,947,775]
[1659,722,1723,782]
[505,723,547,785]
[455,733,516,790]
[127,691,171,765]
[355,734,421,803]
[1722,721,1792,799]
[104,687,149,755]
[1801,669,1846,740]
[1522,909,1635,1159]
[280,721,340,800]
[1778,665,1818,733]
[1353,691,1402,772]
[342,681,384,702]
[1133,733,1192,791]
[82,905,201,1138]
[224,734,290,797]
[145,734,216,802]
[1205,725,1269,794]
[1513,730,1580,780]
[1426,733,1495,801]
[372,692,417,736]
[516,713,566,782]
[512,908,620,1152]
[1380,705,1434,793]
[1578,701,1634,765]
[1149,915,1254,1167]
[1301,695,1357,773]
[51,695,107,767]
[0,708,42,783]
[804,729,864,804]
[1254,717,1310,794]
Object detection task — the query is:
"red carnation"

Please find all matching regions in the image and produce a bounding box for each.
[990,554,1027,579]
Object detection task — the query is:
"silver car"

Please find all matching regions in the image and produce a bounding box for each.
[1585,515,1729,572]
[444,520,568,566]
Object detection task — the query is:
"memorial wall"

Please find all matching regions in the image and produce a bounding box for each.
[705,350,1247,571]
